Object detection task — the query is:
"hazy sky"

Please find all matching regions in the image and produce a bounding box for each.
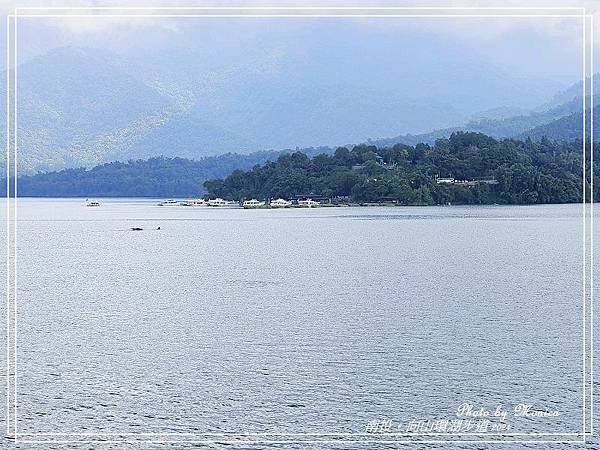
[1,0,598,166]
[0,0,596,89]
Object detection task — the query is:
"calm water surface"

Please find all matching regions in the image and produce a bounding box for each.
[0,199,595,449]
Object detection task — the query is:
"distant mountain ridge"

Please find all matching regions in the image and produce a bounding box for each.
[367,88,599,148]
[536,76,600,111]
[10,132,595,203]
[2,44,571,173]
[6,146,338,197]
[0,47,177,171]
[9,152,280,197]
[517,106,600,142]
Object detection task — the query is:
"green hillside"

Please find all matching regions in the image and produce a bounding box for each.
[518,106,600,142]
[205,132,595,205]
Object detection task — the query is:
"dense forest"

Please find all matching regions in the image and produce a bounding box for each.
[204,132,598,205]
[3,152,284,197]
[2,146,340,197]
[3,132,596,204]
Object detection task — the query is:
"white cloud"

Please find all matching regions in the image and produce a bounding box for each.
[1,0,597,40]
[1,0,596,81]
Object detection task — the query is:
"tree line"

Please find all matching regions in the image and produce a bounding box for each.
[204,132,597,205]
[3,152,282,197]
[2,132,596,204]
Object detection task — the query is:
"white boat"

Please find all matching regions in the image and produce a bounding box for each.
[297,198,321,208]
[86,200,100,207]
[207,198,232,207]
[269,198,292,208]
[181,198,207,207]
[158,199,180,206]
[243,199,266,209]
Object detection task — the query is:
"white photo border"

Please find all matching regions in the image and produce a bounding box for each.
[4,5,594,445]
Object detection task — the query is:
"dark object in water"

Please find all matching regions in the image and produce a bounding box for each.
[157,226,161,230]
[130,227,143,231]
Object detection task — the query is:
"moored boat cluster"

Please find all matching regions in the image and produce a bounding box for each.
[158,197,321,208]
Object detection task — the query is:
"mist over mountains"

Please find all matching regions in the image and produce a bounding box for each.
[3,19,575,174]
[371,83,600,148]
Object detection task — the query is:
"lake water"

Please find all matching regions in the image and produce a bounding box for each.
[0,199,595,448]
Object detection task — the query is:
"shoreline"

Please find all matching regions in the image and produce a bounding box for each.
[4,197,595,207]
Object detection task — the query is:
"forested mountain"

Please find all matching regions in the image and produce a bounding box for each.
[537,75,600,111]
[204,132,595,205]
[517,106,600,142]
[0,47,176,172]
[2,42,569,174]
[8,132,595,203]
[6,152,284,197]
[369,96,595,147]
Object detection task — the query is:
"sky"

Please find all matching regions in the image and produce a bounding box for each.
[0,0,598,168]
[0,0,596,89]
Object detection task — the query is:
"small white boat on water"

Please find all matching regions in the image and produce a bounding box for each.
[158,199,180,206]
[269,198,292,208]
[243,199,266,209]
[86,200,100,207]
[297,198,320,208]
[181,198,207,207]
[207,198,234,207]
